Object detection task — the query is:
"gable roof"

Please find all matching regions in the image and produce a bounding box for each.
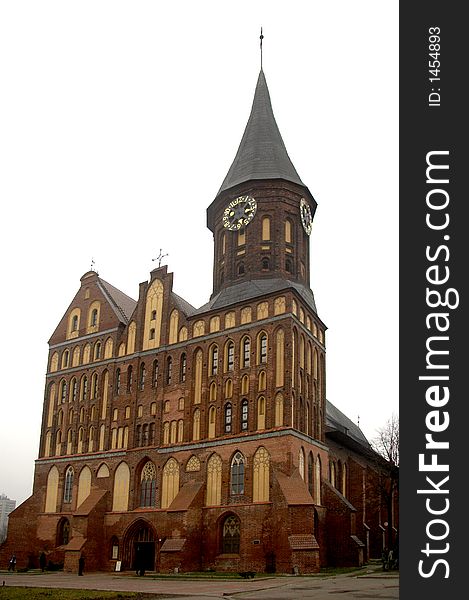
[326,400,371,450]
[97,277,137,323]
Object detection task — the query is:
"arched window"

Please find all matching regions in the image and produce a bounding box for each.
[275,393,284,426]
[72,314,79,332]
[139,363,146,391]
[77,466,91,508]
[64,466,74,503]
[230,452,245,495]
[180,354,186,383]
[210,345,219,376]
[224,402,232,434]
[241,337,250,368]
[330,461,336,487]
[166,357,172,385]
[308,452,314,497]
[149,360,157,389]
[208,406,216,439]
[91,372,98,399]
[258,370,266,391]
[315,456,322,505]
[94,341,101,361]
[225,341,234,372]
[115,369,121,395]
[45,466,59,512]
[91,308,98,327]
[62,350,69,369]
[104,337,113,359]
[262,257,270,271]
[253,447,270,502]
[238,263,245,275]
[285,258,293,274]
[241,374,249,395]
[80,376,87,402]
[127,366,133,393]
[257,396,266,430]
[299,448,305,480]
[258,333,268,364]
[140,461,157,507]
[225,378,233,398]
[222,515,240,554]
[206,454,222,506]
[192,409,200,441]
[170,421,177,444]
[240,399,248,431]
[77,427,85,453]
[194,349,203,404]
[112,462,130,512]
[209,381,217,402]
[161,458,180,509]
[342,463,347,497]
[60,379,67,404]
[285,219,293,244]
[177,419,183,442]
[163,422,170,445]
[262,216,271,241]
[240,307,251,324]
[57,517,71,546]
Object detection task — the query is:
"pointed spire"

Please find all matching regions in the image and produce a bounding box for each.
[217,70,304,196]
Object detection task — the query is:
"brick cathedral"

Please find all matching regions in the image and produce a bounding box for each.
[1,69,397,574]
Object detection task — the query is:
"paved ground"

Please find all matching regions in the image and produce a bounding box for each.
[0,569,399,599]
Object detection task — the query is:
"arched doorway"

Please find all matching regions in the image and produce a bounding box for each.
[123,519,157,572]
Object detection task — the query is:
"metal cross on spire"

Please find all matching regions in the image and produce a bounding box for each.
[152,249,168,268]
[90,257,96,272]
[260,27,264,70]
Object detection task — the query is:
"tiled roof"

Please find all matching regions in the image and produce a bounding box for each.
[326,400,371,449]
[160,538,186,552]
[172,291,197,316]
[288,534,319,550]
[276,470,314,506]
[218,70,304,195]
[166,481,203,512]
[74,489,107,516]
[98,278,137,323]
[195,278,317,314]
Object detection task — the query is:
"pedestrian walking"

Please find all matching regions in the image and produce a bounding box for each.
[8,555,16,572]
[39,552,47,572]
[78,554,85,576]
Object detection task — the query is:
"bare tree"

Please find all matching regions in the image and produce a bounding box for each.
[371,414,399,551]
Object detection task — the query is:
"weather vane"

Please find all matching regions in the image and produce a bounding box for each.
[357,415,360,428]
[152,249,168,268]
[90,257,96,272]
[260,27,264,70]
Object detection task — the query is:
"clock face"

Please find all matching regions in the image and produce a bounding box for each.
[300,198,313,235]
[222,195,257,230]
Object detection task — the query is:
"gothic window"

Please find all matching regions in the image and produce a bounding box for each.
[206,454,222,506]
[299,447,305,480]
[192,408,200,441]
[224,402,232,434]
[210,345,219,376]
[186,455,201,472]
[193,320,205,337]
[226,341,234,372]
[308,452,314,497]
[342,463,347,497]
[161,458,180,509]
[315,455,322,505]
[140,461,157,508]
[241,374,249,395]
[94,342,101,360]
[149,422,155,444]
[222,515,240,554]
[180,353,186,382]
[91,308,98,327]
[230,452,245,495]
[150,403,156,416]
[169,310,179,344]
[225,378,233,398]
[62,350,69,369]
[178,397,184,411]
[115,369,121,395]
[45,466,59,512]
[104,337,113,359]
[166,357,172,385]
[262,257,270,270]
[240,306,252,324]
[77,427,84,453]
[112,462,130,512]
[163,422,170,444]
[209,381,217,402]
[80,376,87,401]
[241,399,248,431]
[194,349,203,403]
[139,363,146,391]
[152,359,159,388]
[258,370,266,391]
[177,419,183,442]
[258,333,268,364]
[285,258,293,274]
[50,352,59,372]
[210,316,220,332]
[58,518,71,546]
[253,447,270,502]
[274,296,286,315]
[208,406,216,439]
[238,263,245,275]
[241,337,250,368]
[60,380,67,404]
[72,315,79,332]
[91,372,98,399]
[142,423,149,446]
[64,466,74,503]
[257,396,266,430]
[170,420,177,444]
[127,366,133,393]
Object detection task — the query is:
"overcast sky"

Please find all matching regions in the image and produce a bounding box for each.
[0,1,398,505]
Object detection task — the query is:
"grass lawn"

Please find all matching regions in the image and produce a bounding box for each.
[0,589,168,600]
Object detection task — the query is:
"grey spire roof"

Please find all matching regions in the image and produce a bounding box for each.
[217,70,304,195]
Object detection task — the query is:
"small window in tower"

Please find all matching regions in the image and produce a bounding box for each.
[224,402,232,433]
[285,258,293,274]
[238,263,245,275]
[238,228,246,246]
[151,310,157,321]
[262,257,270,271]
[91,309,98,327]
[241,399,249,431]
[166,357,173,385]
[72,315,79,331]
[149,328,155,340]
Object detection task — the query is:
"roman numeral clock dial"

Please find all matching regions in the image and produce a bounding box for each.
[222,195,257,230]
[300,198,313,235]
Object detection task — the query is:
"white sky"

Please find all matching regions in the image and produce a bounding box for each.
[0,1,398,506]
